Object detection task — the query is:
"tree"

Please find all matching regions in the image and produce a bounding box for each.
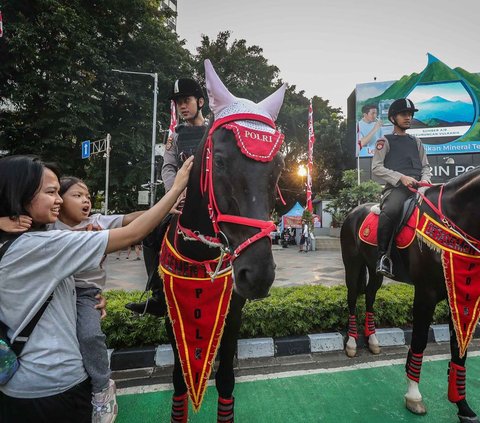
[324,169,382,227]
[311,97,353,196]
[193,31,280,107]
[0,0,193,211]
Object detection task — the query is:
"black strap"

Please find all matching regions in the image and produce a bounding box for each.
[0,237,54,356]
[0,239,15,260]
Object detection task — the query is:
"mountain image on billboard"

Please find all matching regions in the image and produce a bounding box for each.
[356,53,480,157]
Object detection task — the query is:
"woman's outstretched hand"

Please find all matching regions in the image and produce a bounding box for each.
[171,156,194,193]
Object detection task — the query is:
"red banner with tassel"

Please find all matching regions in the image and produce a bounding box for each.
[160,238,233,411]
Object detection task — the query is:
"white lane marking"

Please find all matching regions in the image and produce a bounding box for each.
[117,350,480,396]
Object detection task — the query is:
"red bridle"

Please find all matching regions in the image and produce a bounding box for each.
[411,182,480,251]
[178,113,278,260]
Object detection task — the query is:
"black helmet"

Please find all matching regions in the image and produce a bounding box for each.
[388,98,418,120]
[170,78,204,101]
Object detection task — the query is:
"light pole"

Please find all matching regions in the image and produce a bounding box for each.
[112,69,158,207]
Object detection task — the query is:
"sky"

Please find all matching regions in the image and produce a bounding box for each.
[176,0,480,114]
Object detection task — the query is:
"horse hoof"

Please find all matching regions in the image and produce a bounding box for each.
[368,343,381,354]
[458,415,480,423]
[405,397,427,415]
[345,345,356,358]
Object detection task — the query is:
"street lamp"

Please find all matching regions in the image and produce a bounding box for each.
[112,69,158,207]
[298,164,307,192]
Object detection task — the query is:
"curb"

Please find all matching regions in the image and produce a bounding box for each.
[108,324,470,371]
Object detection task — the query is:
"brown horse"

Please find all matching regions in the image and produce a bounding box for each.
[341,166,480,422]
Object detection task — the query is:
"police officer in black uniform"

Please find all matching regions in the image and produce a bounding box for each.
[372,98,432,278]
[126,78,208,316]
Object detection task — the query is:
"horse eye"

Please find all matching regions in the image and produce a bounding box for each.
[214,156,225,169]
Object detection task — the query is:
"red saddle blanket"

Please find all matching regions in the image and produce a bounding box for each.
[359,207,419,249]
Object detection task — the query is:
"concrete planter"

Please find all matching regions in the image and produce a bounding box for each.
[329,227,341,237]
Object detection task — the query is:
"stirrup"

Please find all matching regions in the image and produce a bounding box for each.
[377,255,394,278]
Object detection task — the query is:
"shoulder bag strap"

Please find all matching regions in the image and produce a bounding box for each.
[0,236,54,356]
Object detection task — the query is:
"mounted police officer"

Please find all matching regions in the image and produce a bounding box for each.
[372,98,432,278]
[162,78,207,194]
[126,78,208,316]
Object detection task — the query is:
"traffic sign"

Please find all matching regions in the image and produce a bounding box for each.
[81,140,91,159]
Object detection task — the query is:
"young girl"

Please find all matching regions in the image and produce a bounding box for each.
[54,176,147,422]
[0,155,192,423]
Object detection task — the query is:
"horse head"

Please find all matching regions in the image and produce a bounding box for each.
[177,60,286,300]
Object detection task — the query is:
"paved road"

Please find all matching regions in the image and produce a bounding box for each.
[104,244,346,292]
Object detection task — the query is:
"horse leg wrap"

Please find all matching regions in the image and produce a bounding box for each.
[217,396,234,422]
[405,349,424,383]
[448,362,466,403]
[347,315,358,340]
[364,312,376,337]
[171,393,188,423]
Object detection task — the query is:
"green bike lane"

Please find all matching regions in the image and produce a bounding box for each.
[116,352,480,422]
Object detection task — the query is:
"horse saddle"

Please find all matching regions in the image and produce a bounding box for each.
[359,198,419,249]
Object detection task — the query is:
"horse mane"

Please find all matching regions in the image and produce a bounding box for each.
[445,165,480,190]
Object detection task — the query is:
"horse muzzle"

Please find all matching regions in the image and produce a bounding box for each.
[232,257,276,300]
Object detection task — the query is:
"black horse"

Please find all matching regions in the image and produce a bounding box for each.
[341,166,480,422]
[151,60,286,422]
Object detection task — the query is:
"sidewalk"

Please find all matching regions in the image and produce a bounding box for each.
[104,243,346,292]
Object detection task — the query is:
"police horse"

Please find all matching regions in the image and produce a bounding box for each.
[156,60,286,422]
[341,167,480,422]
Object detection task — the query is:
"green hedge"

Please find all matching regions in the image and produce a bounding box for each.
[102,284,449,349]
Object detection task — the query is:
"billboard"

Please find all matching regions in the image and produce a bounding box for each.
[355,54,480,158]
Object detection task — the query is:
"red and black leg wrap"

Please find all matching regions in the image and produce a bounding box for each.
[405,349,423,383]
[217,396,234,423]
[171,393,188,423]
[364,312,376,337]
[347,315,358,340]
[448,361,466,403]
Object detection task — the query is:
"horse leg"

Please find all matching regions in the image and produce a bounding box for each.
[215,292,246,423]
[165,317,189,423]
[345,261,366,357]
[364,265,383,355]
[448,317,479,422]
[404,289,436,415]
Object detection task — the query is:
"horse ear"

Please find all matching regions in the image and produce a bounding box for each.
[204,59,236,117]
[257,83,287,121]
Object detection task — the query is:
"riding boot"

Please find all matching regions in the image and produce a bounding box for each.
[376,212,395,278]
[126,215,172,316]
[217,396,234,423]
[171,392,188,423]
[448,362,466,403]
[125,289,166,316]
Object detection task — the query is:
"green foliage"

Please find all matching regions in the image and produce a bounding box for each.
[1,8,353,215]
[301,208,313,229]
[194,31,280,107]
[0,0,192,212]
[324,169,382,227]
[102,290,168,349]
[102,285,449,349]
